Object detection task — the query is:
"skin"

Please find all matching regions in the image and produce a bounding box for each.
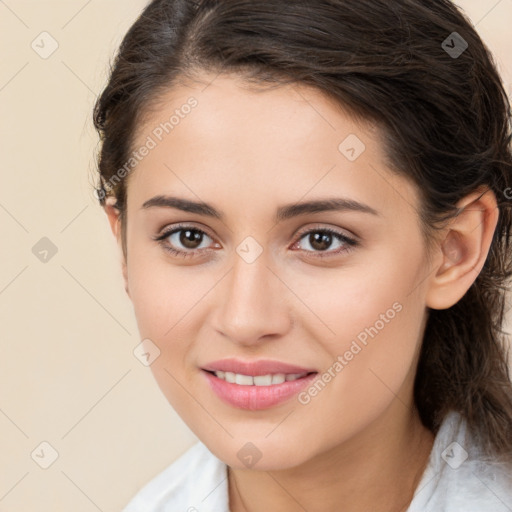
[104,72,499,512]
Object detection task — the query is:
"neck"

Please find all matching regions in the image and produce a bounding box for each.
[228,403,435,512]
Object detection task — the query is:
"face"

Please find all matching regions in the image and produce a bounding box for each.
[117,72,434,470]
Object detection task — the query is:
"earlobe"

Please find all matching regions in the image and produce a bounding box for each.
[425,186,499,310]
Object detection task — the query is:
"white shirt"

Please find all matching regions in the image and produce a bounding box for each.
[122,411,512,511]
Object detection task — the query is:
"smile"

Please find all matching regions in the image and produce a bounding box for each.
[211,370,310,386]
[202,369,318,410]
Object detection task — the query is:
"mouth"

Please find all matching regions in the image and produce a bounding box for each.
[201,367,319,410]
[203,369,317,386]
[201,357,317,377]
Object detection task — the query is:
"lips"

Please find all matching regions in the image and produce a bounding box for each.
[200,358,318,410]
[202,370,318,410]
[201,358,317,376]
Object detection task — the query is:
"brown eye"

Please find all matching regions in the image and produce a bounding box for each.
[165,227,213,252]
[154,224,217,258]
[179,229,204,249]
[308,231,334,251]
[293,227,358,257]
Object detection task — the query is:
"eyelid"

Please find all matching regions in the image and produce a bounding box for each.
[154,224,220,252]
[290,224,358,256]
[152,222,220,259]
[293,223,358,243]
[155,221,216,240]
[153,222,358,257]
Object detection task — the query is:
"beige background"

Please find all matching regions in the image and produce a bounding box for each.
[0,1,511,511]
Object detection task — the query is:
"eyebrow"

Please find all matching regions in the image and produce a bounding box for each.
[141,195,380,221]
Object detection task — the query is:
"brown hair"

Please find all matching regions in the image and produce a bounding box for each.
[93,0,512,460]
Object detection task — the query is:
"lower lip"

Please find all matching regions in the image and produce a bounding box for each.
[202,370,318,410]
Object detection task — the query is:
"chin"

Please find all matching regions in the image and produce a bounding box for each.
[206,436,314,472]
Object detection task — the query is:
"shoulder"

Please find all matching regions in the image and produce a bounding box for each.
[408,411,512,512]
[122,441,229,512]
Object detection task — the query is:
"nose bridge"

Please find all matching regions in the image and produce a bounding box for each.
[213,248,291,344]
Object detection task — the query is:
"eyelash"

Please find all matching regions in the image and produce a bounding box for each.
[153,223,359,259]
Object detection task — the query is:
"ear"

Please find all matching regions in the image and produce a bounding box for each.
[425,186,499,310]
[104,197,130,298]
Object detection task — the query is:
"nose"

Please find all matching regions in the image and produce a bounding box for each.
[211,251,294,347]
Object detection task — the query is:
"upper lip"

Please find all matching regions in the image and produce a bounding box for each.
[202,358,317,376]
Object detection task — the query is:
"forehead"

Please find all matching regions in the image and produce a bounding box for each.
[136,72,373,154]
[127,72,421,222]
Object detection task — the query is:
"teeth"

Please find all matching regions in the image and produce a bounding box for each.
[285,373,303,381]
[213,371,307,385]
[235,373,253,385]
[272,373,286,384]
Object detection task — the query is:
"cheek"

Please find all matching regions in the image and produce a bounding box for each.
[125,247,219,401]
[292,242,425,348]
[289,288,426,459]
[296,244,427,403]
[126,244,209,338]
[125,250,206,416]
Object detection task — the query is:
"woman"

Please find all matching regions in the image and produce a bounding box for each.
[93,0,512,510]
